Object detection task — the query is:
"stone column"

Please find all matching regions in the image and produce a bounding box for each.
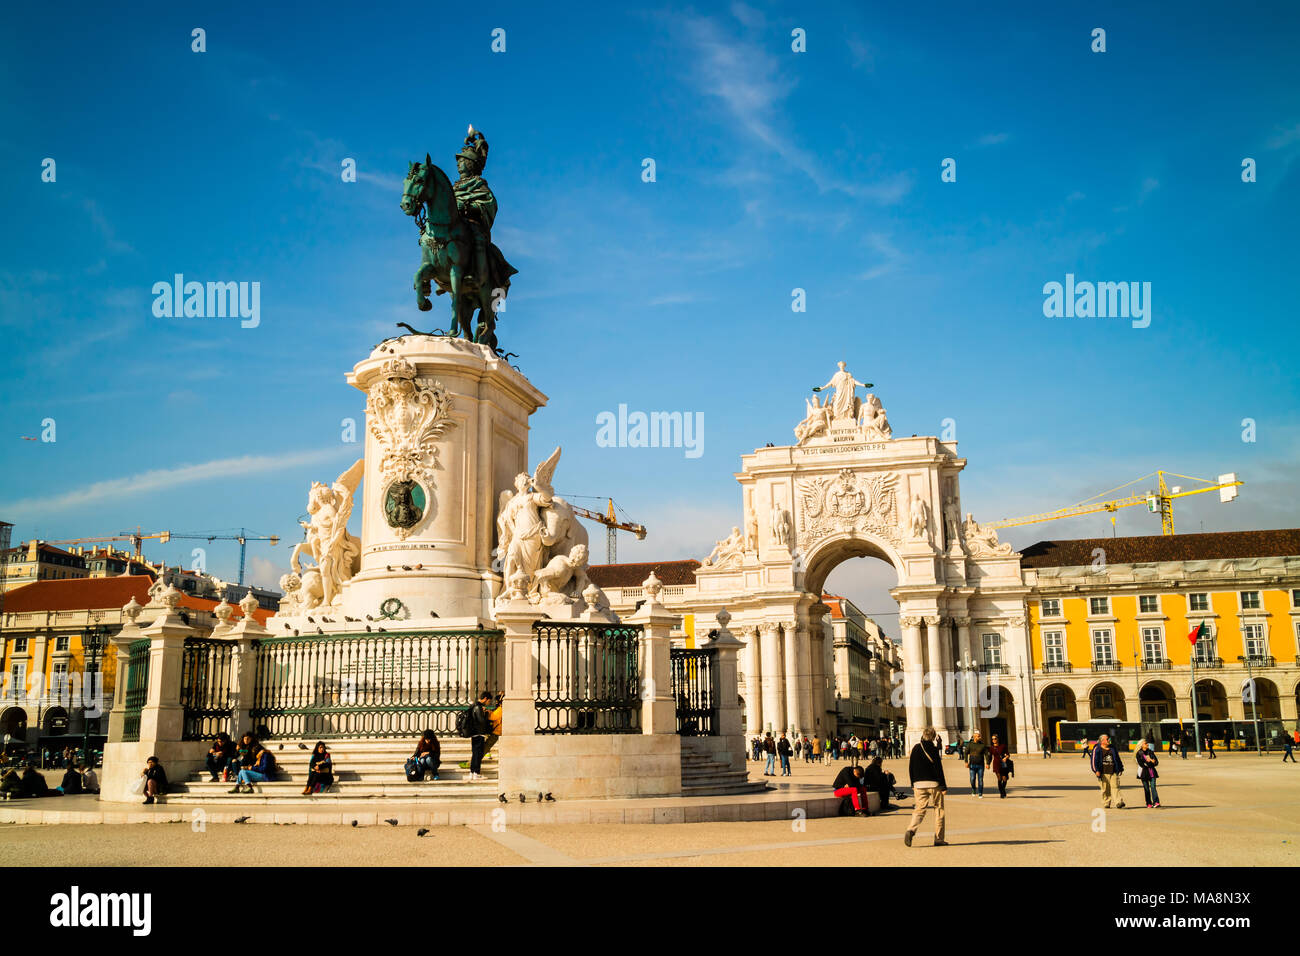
[924,615,950,741]
[939,617,959,734]
[742,626,762,736]
[900,616,927,750]
[807,605,829,736]
[783,620,801,737]
[1006,616,1034,753]
[759,622,783,733]
[954,616,974,734]
[626,573,677,735]
[796,617,815,738]
[705,610,746,773]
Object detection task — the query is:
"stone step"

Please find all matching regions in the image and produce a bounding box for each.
[164,780,499,805]
[682,781,770,796]
[191,755,495,778]
[188,768,496,785]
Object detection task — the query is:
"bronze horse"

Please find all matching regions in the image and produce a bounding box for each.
[399,155,513,349]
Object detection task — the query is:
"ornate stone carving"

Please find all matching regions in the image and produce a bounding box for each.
[366,356,457,539]
[290,459,364,610]
[122,597,143,625]
[214,598,234,626]
[796,468,899,551]
[954,616,972,627]
[923,615,941,627]
[963,513,1015,556]
[744,501,759,555]
[1008,616,1027,628]
[494,447,601,610]
[238,592,260,621]
[898,615,922,628]
[701,526,745,569]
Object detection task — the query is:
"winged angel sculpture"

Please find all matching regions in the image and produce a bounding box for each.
[283,458,364,613]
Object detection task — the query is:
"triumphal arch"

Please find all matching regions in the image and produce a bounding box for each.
[693,360,1033,751]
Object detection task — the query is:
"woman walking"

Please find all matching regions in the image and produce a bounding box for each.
[989,734,1012,798]
[1136,738,1160,808]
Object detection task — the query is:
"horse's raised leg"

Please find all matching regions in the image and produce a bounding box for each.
[414,262,433,312]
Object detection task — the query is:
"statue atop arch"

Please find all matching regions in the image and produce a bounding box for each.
[795,360,892,445]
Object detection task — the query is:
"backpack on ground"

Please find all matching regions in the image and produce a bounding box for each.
[404,757,422,782]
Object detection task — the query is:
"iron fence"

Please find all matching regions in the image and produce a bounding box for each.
[533,622,641,734]
[121,639,151,743]
[670,647,717,736]
[180,637,236,740]
[249,629,502,739]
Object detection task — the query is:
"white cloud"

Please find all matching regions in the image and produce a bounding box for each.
[0,447,352,518]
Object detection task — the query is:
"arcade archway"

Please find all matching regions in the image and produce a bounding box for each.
[1088,681,1127,720]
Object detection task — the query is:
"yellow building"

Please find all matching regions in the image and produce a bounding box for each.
[1022,530,1300,751]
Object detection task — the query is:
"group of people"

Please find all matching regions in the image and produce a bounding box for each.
[1089,734,1164,809]
[749,731,903,774]
[0,761,99,799]
[831,757,898,815]
[203,733,282,796]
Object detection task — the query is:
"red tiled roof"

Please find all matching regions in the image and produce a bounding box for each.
[1,575,272,623]
[821,594,846,619]
[587,560,701,588]
[1020,529,1300,569]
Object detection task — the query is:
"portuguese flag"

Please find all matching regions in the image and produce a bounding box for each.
[1187,621,1207,645]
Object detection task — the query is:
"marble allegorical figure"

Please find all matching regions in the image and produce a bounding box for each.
[287,459,364,611]
[495,447,608,610]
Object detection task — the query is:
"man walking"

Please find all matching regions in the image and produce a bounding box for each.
[763,732,777,776]
[1091,733,1126,809]
[965,730,991,797]
[1204,733,1216,759]
[1042,731,1053,757]
[903,727,948,847]
[1284,732,1296,763]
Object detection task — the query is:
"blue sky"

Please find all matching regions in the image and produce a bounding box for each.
[1,1,1297,607]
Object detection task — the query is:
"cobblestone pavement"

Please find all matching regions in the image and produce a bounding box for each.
[1,752,1295,866]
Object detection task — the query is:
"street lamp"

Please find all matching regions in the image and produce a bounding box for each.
[80,625,110,768]
[1237,622,1264,756]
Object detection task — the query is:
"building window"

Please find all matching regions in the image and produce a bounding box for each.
[1093,686,1114,710]
[1196,685,1210,707]
[1139,595,1159,614]
[51,663,69,698]
[1044,687,1066,710]
[7,663,25,697]
[1194,627,1218,664]
[1092,629,1114,664]
[1043,631,1065,665]
[981,633,1002,667]
[13,637,27,654]
[1188,593,1209,613]
[1242,623,1267,658]
[1141,626,1164,662]
[1040,598,1061,617]
[1089,597,1109,616]
[1240,591,1261,611]
[54,635,70,652]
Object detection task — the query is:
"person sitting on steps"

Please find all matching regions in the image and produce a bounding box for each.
[412,730,440,781]
[206,732,235,783]
[303,741,333,795]
[230,746,274,794]
[832,763,871,816]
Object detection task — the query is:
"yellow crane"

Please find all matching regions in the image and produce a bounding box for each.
[987,471,1242,535]
[45,528,172,560]
[565,497,647,564]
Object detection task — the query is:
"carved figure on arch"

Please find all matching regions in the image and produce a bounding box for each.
[701,526,745,569]
[858,393,892,441]
[908,493,932,541]
[963,513,1014,556]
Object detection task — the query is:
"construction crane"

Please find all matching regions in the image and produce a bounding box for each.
[563,496,647,564]
[165,529,281,585]
[45,529,172,561]
[987,471,1243,536]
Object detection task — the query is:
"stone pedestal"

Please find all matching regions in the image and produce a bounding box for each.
[341,336,546,622]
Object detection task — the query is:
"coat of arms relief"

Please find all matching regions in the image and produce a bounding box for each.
[795,468,902,551]
[365,355,457,539]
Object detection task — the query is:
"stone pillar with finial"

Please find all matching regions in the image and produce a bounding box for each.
[704,608,747,774]
[105,596,146,743]
[626,571,677,736]
[225,592,271,741]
